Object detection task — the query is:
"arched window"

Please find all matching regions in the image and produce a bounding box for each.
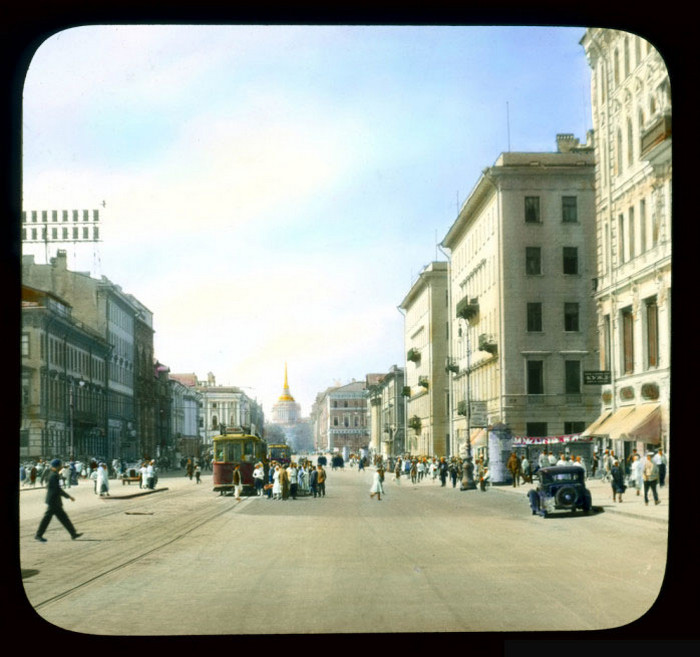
[212,415,218,429]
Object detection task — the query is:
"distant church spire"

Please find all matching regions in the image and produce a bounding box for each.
[278,362,295,402]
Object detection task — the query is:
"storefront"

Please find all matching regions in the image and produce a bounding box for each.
[581,403,660,465]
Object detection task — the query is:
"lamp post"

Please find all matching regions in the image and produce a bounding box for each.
[460,320,477,490]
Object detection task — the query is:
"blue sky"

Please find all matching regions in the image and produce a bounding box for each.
[22,24,593,415]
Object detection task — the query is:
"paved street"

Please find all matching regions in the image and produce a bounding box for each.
[18,466,668,635]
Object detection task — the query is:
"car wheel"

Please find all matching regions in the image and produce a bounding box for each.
[555,485,578,508]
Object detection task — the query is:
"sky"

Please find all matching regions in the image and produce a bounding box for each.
[21,24,593,417]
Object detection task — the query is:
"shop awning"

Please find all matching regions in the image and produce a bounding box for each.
[613,404,661,444]
[582,406,635,438]
[581,410,613,437]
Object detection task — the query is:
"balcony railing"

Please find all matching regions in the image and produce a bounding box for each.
[407,348,421,363]
[418,376,429,389]
[456,296,479,321]
[478,333,497,355]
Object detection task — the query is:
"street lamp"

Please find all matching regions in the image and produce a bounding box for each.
[460,320,477,491]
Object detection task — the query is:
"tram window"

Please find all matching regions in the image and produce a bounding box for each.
[243,440,255,461]
[226,443,242,462]
[215,444,224,461]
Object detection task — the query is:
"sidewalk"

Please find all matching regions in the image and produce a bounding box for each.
[18,470,203,502]
[492,474,669,524]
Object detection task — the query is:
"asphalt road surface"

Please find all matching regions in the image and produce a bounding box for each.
[18,467,667,635]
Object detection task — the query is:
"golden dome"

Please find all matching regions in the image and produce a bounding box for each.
[278,362,295,402]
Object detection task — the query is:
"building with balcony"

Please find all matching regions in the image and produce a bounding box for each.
[398,261,450,457]
[440,135,600,458]
[366,366,406,459]
[580,29,671,459]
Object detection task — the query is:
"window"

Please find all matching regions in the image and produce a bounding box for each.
[525,196,541,223]
[526,422,547,438]
[562,196,578,222]
[73,210,79,222]
[73,227,79,239]
[622,307,635,374]
[627,118,634,167]
[565,360,581,394]
[62,227,68,239]
[564,421,586,435]
[527,303,542,332]
[525,247,541,275]
[563,247,579,275]
[601,315,611,371]
[628,207,635,259]
[333,417,338,426]
[646,298,659,368]
[527,361,544,394]
[63,210,68,222]
[21,333,30,357]
[564,303,580,332]
[618,214,626,263]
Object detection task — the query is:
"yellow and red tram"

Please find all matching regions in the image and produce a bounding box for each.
[212,429,267,495]
[267,442,291,467]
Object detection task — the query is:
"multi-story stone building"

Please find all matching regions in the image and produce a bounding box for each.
[580,29,671,459]
[181,372,264,453]
[21,285,110,460]
[22,250,139,459]
[311,381,369,454]
[128,294,159,460]
[169,376,202,460]
[440,135,600,464]
[366,366,406,459]
[398,262,450,457]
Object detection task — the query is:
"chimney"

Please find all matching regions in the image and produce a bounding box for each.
[556,133,579,153]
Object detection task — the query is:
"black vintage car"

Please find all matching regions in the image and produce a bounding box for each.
[528,466,592,518]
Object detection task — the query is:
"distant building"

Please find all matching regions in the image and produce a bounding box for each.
[270,363,302,425]
[172,372,264,450]
[311,380,369,454]
[580,29,671,458]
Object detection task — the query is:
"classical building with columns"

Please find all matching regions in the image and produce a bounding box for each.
[579,29,671,460]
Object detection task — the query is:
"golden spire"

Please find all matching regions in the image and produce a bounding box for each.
[278,362,295,402]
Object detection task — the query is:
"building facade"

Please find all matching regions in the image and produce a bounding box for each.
[399,262,449,457]
[440,135,600,459]
[21,285,110,461]
[312,381,369,454]
[169,377,202,459]
[22,251,138,460]
[580,29,671,459]
[366,366,406,459]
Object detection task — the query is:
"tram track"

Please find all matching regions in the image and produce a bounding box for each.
[22,484,245,611]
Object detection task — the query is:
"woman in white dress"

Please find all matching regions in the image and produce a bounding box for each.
[272,466,282,500]
[369,468,385,501]
[96,463,110,496]
[630,454,643,496]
